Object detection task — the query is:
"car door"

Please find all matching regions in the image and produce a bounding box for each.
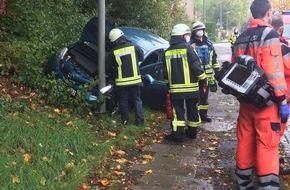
[139,49,167,110]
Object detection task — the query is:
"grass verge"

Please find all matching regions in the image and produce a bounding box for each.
[0,95,166,189]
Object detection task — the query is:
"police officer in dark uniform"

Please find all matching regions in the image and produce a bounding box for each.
[106,28,144,126]
[163,24,207,142]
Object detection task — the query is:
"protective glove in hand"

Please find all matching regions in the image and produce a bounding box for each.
[209,80,217,92]
[279,104,290,123]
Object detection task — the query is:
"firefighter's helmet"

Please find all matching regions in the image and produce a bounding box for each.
[171,24,191,36]
[192,21,206,31]
[109,28,124,42]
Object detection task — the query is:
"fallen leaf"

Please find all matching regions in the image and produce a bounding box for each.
[12,175,20,184]
[30,103,36,110]
[99,178,110,186]
[115,165,121,170]
[23,153,32,163]
[142,154,154,160]
[114,171,125,176]
[209,153,217,158]
[54,109,61,114]
[78,183,89,190]
[66,121,74,126]
[116,158,128,164]
[142,160,148,164]
[112,150,126,157]
[206,147,216,151]
[40,177,46,186]
[65,162,74,170]
[108,131,116,137]
[145,169,153,174]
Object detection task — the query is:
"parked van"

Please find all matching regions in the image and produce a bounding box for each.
[282,10,290,42]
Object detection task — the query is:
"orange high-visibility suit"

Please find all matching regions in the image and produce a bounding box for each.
[232,19,287,189]
[280,43,290,137]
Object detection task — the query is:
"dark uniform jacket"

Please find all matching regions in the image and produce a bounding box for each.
[163,36,206,100]
[106,37,144,88]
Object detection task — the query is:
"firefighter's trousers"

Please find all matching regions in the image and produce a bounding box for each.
[235,103,282,189]
[170,98,200,139]
[198,82,209,118]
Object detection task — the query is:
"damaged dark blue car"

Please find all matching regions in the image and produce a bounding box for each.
[46,17,169,111]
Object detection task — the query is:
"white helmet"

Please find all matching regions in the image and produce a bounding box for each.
[192,21,206,31]
[171,24,191,36]
[109,28,124,42]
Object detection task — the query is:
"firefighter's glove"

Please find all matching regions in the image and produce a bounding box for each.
[209,80,217,92]
[279,103,290,123]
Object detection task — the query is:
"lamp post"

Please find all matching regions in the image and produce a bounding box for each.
[226,11,231,31]
[98,0,106,113]
[216,20,221,38]
[202,0,205,22]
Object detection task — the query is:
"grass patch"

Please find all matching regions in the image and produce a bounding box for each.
[0,98,166,189]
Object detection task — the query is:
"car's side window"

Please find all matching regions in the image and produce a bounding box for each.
[140,50,165,81]
[141,50,160,67]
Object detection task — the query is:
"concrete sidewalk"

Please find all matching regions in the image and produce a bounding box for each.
[127,89,289,189]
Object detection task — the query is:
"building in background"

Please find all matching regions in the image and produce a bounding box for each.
[181,0,194,20]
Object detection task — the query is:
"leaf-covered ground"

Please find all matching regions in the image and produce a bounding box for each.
[1,76,290,190]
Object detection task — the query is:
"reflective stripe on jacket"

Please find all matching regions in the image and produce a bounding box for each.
[166,49,199,93]
[163,36,206,99]
[111,45,142,86]
[228,33,237,45]
[232,19,286,101]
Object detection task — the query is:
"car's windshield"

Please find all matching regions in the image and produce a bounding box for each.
[283,23,290,39]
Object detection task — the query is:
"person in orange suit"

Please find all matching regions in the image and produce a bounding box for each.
[272,13,290,137]
[231,0,290,189]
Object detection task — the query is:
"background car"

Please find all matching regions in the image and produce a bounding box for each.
[46,17,169,111]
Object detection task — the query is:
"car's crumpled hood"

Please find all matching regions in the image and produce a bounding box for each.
[80,17,114,47]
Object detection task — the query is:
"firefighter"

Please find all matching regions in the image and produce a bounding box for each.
[163,23,207,142]
[232,0,290,189]
[190,21,220,123]
[228,28,239,52]
[106,28,144,126]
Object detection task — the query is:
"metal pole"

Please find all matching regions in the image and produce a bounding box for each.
[227,11,231,31]
[98,0,106,113]
[220,3,223,28]
[202,0,205,22]
[226,12,229,30]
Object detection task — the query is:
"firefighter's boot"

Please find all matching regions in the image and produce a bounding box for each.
[200,110,212,123]
[185,127,197,139]
[165,127,185,143]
